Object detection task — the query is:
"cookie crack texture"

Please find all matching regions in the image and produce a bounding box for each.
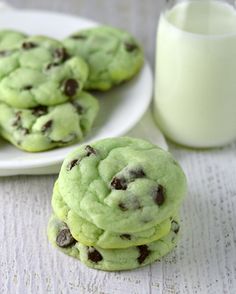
[83,37,120,85]
[63,26,144,91]
[69,144,157,212]
[0,91,99,152]
[0,35,89,108]
[58,137,187,233]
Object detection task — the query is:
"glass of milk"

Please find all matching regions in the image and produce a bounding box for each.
[154,0,236,148]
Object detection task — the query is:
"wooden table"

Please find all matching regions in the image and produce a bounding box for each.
[1,1,236,293]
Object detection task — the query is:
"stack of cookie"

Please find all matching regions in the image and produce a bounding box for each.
[0,26,144,152]
[48,137,187,271]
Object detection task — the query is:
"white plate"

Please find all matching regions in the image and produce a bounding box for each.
[0,5,165,175]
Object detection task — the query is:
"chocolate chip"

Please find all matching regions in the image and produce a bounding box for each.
[88,247,103,263]
[137,245,150,264]
[110,168,145,191]
[133,198,142,210]
[12,112,29,134]
[71,35,87,40]
[41,120,53,133]
[153,185,165,206]
[32,106,48,117]
[118,198,141,211]
[66,145,95,171]
[142,217,152,224]
[63,79,78,97]
[71,101,84,114]
[111,177,127,190]
[23,85,33,90]
[129,168,146,180]
[118,202,128,211]
[120,234,131,240]
[22,128,29,135]
[67,159,80,171]
[54,47,70,62]
[56,226,76,248]
[22,42,37,50]
[171,220,180,234]
[0,49,13,57]
[124,42,138,52]
[12,111,21,127]
[85,145,96,156]
[0,50,10,57]
[46,62,60,70]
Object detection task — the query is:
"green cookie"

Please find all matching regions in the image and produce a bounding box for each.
[0,92,99,152]
[47,214,180,271]
[0,35,89,108]
[52,181,173,249]
[0,30,27,50]
[58,137,187,233]
[64,26,144,91]
[0,30,27,80]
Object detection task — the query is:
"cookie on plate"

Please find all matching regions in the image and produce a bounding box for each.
[0,29,27,51]
[63,26,144,91]
[0,36,89,108]
[52,181,173,249]
[57,137,187,233]
[0,30,27,79]
[0,91,99,152]
[47,214,180,271]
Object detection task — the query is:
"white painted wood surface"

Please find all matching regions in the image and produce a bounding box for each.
[1,1,236,293]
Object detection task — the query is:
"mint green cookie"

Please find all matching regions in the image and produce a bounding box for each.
[47,214,180,271]
[0,30,27,50]
[64,26,144,91]
[52,181,172,249]
[0,92,99,152]
[58,137,187,233]
[0,30,27,80]
[0,35,89,108]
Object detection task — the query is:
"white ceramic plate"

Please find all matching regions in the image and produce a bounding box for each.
[0,5,165,176]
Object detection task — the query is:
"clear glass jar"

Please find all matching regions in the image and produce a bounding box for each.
[154,0,236,148]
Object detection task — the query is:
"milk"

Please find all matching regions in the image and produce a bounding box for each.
[154,0,236,147]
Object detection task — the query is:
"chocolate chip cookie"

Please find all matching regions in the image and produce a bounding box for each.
[0,91,99,152]
[57,137,187,232]
[0,36,89,108]
[64,26,144,91]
